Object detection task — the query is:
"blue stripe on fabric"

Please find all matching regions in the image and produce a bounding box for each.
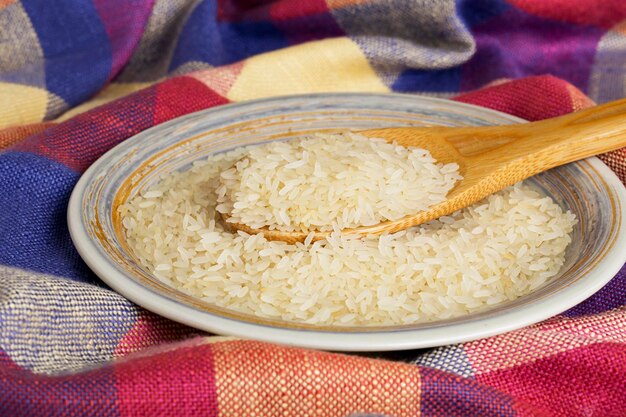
[21,0,112,106]
[457,0,511,28]
[0,152,96,283]
[169,0,288,69]
[392,67,461,93]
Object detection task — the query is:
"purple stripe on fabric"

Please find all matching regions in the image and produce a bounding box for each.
[419,366,538,416]
[270,0,343,45]
[93,0,155,79]
[0,365,118,417]
[564,264,626,317]
[272,11,343,45]
[460,7,604,93]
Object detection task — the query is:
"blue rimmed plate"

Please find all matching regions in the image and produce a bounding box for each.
[68,93,626,351]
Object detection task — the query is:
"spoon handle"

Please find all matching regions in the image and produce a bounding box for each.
[472,96,626,175]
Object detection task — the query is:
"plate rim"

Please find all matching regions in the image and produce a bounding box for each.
[68,92,626,351]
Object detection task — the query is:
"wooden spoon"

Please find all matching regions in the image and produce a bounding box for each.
[223,98,626,243]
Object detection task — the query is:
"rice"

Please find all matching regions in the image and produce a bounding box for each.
[119,135,577,327]
[215,132,462,231]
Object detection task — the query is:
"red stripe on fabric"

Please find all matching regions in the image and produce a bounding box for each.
[93,0,155,79]
[12,76,227,173]
[153,76,230,125]
[270,0,330,20]
[12,85,158,172]
[0,349,19,370]
[114,339,218,417]
[508,0,626,29]
[217,0,269,22]
[114,311,198,358]
[599,148,626,185]
[475,343,626,417]
[454,75,583,121]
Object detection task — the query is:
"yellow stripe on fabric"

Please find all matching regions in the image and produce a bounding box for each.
[325,0,370,9]
[0,82,48,129]
[227,38,388,101]
[0,122,54,149]
[57,82,153,121]
[213,340,421,417]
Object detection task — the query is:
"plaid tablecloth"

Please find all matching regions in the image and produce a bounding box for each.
[2,1,626,416]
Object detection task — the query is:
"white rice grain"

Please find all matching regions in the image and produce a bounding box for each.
[119,137,576,327]
[216,132,462,232]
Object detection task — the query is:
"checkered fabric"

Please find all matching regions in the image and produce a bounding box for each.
[2,1,626,416]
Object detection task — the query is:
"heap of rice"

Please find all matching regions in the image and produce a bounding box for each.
[216,132,462,231]
[119,135,577,326]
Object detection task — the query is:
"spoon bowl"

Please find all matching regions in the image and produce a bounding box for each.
[224,97,626,243]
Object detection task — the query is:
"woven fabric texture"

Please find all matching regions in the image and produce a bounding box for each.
[2,1,626,416]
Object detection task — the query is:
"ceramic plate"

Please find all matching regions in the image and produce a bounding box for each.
[68,93,626,351]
